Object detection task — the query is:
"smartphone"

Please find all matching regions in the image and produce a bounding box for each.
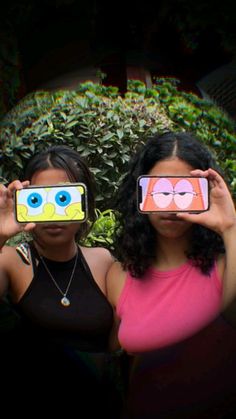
[137,176,209,213]
[15,183,88,223]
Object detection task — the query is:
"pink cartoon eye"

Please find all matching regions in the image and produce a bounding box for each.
[151,178,173,208]
[174,180,195,209]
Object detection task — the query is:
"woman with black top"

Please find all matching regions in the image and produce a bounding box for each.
[0,145,122,417]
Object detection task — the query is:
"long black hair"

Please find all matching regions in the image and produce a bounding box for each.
[113,131,225,277]
[23,144,96,241]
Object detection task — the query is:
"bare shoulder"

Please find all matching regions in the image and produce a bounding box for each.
[107,260,127,291]
[107,259,126,278]
[0,245,27,296]
[106,260,127,307]
[80,245,114,267]
[79,245,114,294]
[0,244,20,268]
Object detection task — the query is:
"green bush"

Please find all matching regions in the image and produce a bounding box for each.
[83,209,117,248]
[0,81,173,209]
[1,78,235,208]
[0,78,235,248]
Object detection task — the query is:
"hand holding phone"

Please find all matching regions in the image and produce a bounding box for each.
[137,176,209,213]
[15,183,88,223]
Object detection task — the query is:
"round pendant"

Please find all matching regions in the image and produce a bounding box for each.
[61,296,70,307]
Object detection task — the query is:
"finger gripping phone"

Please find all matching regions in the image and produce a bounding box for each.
[137,176,209,213]
[15,183,88,223]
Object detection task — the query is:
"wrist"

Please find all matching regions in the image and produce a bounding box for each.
[0,236,8,252]
[221,218,236,241]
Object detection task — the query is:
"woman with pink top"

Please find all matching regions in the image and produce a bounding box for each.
[107,131,236,418]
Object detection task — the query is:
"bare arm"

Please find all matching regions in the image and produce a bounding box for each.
[108,309,122,351]
[106,261,127,351]
[0,180,35,243]
[177,168,236,308]
[0,180,35,297]
[0,249,10,297]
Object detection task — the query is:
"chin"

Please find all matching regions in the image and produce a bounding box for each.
[158,225,192,239]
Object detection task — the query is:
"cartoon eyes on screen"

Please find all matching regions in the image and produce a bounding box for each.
[15,183,87,223]
[137,176,209,213]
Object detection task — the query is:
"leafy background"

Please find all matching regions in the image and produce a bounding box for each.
[1,79,236,248]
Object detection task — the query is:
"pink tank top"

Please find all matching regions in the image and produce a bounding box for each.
[117,261,222,353]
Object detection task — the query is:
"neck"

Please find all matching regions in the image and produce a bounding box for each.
[154,236,189,270]
[33,240,78,261]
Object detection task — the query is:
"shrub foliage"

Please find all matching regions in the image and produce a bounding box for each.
[1,78,235,246]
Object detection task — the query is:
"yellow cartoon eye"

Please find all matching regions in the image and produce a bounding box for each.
[17,189,47,215]
[47,187,82,215]
[16,186,85,222]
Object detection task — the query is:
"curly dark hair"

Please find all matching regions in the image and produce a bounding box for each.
[113,131,225,277]
[22,144,96,241]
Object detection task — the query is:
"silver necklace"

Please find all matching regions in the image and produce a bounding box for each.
[40,251,78,307]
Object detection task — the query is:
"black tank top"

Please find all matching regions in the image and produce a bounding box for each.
[7,244,123,418]
[14,242,113,352]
